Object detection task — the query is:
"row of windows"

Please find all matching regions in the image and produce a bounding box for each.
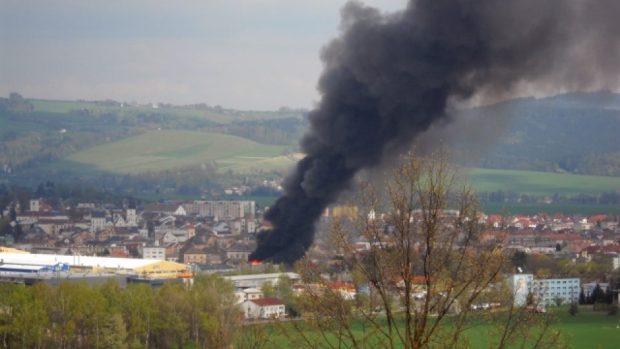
[545,292,576,297]
[533,286,579,291]
[536,279,579,285]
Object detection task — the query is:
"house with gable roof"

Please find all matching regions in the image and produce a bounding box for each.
[243,297,286,320]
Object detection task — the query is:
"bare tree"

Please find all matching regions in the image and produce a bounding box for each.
[286,151,564,349]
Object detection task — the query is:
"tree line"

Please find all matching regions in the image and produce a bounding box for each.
[0,275,241,349]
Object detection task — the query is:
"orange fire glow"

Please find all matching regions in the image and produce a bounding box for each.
[249,259,262,266]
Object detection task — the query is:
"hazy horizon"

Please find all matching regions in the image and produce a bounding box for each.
[0,0,407,110]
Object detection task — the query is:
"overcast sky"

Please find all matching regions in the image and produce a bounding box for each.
[0,0,407,110]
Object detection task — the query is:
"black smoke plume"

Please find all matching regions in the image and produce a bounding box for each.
[251,0,620,264]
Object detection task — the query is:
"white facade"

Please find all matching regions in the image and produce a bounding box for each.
[126,208,137,226]
[142,247,166,260]
[190,200,255,219]
[29,199,40,212]
[113,213,127,227]
[246,220,256,233]
[532,278,580,306]
[174,206,187,216]
[243,299,285,320]
[160,229,189,244]
[243,288,263,301]
[508,274,533,306]
[91,217,106,232]
[509,274,580,306]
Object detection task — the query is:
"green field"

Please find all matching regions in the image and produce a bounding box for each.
[29,99,301,124]
[463,307,620,348]
[467,168,620,196]
[480,203,620,215]
[30,100,103,113]
[47,125,620,201]
[66,130,294,174]
[0,118,48,138]
[257,307,620,349]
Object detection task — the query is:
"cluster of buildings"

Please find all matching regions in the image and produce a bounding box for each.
[226,272,358,320]
[338,211,620,268]
[1,198,266,273]
[2,197,619,319]
[478,213,620,270]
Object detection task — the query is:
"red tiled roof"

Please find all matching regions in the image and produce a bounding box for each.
[412,276,429,285]
[602,244,620,253]
[250,297,284,306]
[582,244,620,254]
[589,215,607,223]
[327,282,355,291]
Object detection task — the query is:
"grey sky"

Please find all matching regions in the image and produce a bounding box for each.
[0,0,406,110]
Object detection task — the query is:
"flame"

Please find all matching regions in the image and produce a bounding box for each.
[249,259,262,266]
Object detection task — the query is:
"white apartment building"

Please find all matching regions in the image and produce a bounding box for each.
[532,278,580,306]
[509,274,580,306]
[30,199,40,212]
[508,274,534,306]
[90,212,107,232]
[126,208,137,226]
[189,200,255,219]
[142,247,166,260]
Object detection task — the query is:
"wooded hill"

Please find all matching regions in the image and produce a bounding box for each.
[1,91,619,187]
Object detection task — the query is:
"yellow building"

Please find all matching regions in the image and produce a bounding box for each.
[0,246,29,254]
[330,205,358,219]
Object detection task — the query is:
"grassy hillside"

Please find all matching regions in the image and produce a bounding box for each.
[29,99,304,124]
[66,130,294,174]
[61,135,620,195]
[467,168,620,196]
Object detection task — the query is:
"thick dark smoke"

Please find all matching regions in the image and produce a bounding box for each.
[251,0,620,264]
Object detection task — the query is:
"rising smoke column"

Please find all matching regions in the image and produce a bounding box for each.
[251,0,620,264]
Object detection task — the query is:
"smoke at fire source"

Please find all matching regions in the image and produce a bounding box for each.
[250,0,620,264]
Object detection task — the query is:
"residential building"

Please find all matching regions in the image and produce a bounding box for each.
[190,200,255,220]
[509,274,581,306]
[243,287,263,301]
[30,199,40,212]
[532,278,580,306]
[183,248,208,264]
[126,208,137,226]
[223,242,254,262]
[508,274,534,306]
[90,211,106,232]
[142,246,166,260]
[243,298,286,320]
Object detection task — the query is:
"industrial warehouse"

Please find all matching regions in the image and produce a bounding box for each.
[0,247,191,285]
